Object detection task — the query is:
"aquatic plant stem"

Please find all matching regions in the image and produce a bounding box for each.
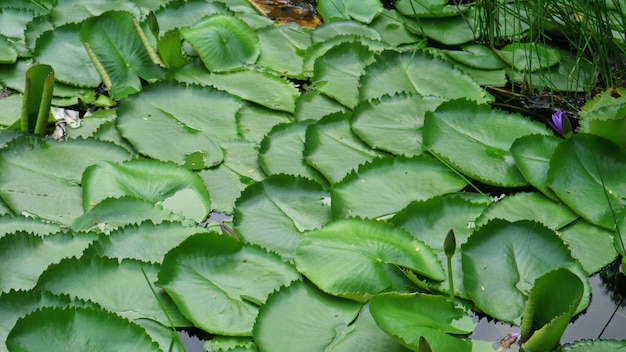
[141,267,186,352]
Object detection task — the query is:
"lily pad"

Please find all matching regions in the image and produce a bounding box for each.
[180,13,259,72]
[360,50,491,104]
[116,81,241,169]
[498,42,561,72]
[423,99,551,187]
[36,255,190,326]
[331,155,468,219]
[0,136,131,225]
[82,158,211,223]
[511,134,561,200]
[6,306,160,351]
[157,232,300,336]
[462,219,590,324]
[304,112,383,184]
[318,0,383,23]
[370,292,476,351]
[351,93,444,156]
[547,134,626,229]
[295,218,444,301]
[234,174,331,259]
[80,11,165,98]
[255,281,408,352]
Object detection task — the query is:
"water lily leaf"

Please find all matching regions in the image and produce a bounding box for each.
[295,218,444,301]
[0,8,35,56]
[462,219,590,324]
[579,102,626,150]
[547,134,626,229]
[255,280,408,352]
[304,112,383,184]
[174,65,298,113]
[318,0,383,23]
[395,0,464,18]
[49,0,143,26]
[204,336,256,352]
[360,50,491,104]
[0,136,131,225]
[369,292,476,352]
[37,255,189,326]
[0,214,61,237]
[180,13,259,72]
[198,140,266,213]
[521,268,584,352]
[406,11,476,45]
[256,24,311,79]
[311,20,382,43]
[259,121,328,185]
[511,134,561,200]
[72,196,192,233]
[351,93,444,156]
[498,42,561,72]
[157,233,300,336]
[80,11,166,98]
[476,192,578,230]
[313,41,376,109]
[0,34,17,63]
[6,306,160,351]
[445,45,506,70]
[34,24,101,87]
[82,159,211,223]
[331,155,468,219]
[234,174,331,259]
[116,81,242,169]
[518,50,597,92]
[560,220,617,274]
[294,89,349,122]
[151,0,229,35]
[369,9,424,47]
[84,221,211,264]
[0,289,97,351]
[423,99,551,187]
[0,231,96,293]
[237,104,292,143]
[390,194,491,298]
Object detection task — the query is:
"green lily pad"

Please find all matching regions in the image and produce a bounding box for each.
[181,13,259,72]
[318,0,383,23]
[331,155,468,219]
[175,65,299,113]
[521,268,584,352]
[304,112,383,184]
[255,281,408,352]
[423,99,551,187]
[390,194,491,298]
[498,42,561,72]
[36,255,189,326]
[555,339,626,351]
[560,220,617,274]
[295,218,444,301]
[82,159,211,223]
[157,233,300,336]
[234,174,331,259]
[462,219,590,324]
[351,92,444,156]
[0,231,96,293]
[313,41,376,109]
[116,81,242,169]
[0,136,131,225]
[256,24,311,79]
[370,292,475,351]
[259,121,328,186]
[360,50,491,104]
[80,11,165,98]
[547,134,626,229]
[445,45,507,70]
[406,11,477,45]
[7,306,160,351]
[511,134,561,200]
[34,23,101,87]
[0,214,62,237]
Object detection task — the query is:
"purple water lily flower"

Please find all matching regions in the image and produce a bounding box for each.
[547,110,572,137]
